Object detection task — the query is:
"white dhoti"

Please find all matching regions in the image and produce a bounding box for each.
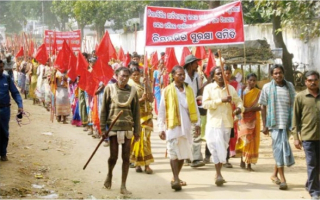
[167,136,193,160]
[205,123,231,164]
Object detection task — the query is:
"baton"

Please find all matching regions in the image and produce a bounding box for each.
[83,110,123,170]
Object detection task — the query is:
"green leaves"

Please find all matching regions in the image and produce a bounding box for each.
[251,0,320,40]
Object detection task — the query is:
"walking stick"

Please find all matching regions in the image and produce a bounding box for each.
[83,110,123,170]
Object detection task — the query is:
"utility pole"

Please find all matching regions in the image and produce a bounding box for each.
[42,1,44,23]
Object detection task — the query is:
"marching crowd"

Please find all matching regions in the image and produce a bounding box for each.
[0,47,319,198]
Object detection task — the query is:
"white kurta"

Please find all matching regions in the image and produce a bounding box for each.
[158,86,200,145]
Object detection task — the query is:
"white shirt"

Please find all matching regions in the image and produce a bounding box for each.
[158,85,200,144]
[184,70,201,96]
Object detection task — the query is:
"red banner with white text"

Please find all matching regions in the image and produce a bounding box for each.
[44,30,81,54]
[144,1,244,47]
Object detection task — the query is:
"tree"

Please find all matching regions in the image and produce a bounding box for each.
[0,1,59,34]
[73,1,95,40]
[51,1,75,31]
[0,1,37,33]
[255,0,320,83]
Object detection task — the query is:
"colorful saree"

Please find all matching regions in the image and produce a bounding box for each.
[129,79,154,166]
[236,87,261,164]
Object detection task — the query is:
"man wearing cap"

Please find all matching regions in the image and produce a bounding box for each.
[4,53,15,81]
[183,54,205,168]
[0,59,23,161]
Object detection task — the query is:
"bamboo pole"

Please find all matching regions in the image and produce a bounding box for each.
[218,50,230,96]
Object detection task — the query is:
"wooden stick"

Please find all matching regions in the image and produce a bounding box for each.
[218,50,230,96]
[83,110,124,170]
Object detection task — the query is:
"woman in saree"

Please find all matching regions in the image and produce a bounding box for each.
[29,59,38,104]
[17,61,28,99]
[129,66,154,174]
[153,60,164,115]
[55,70,71,123]
[236,73,261,171]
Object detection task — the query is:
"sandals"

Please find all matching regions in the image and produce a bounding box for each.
[270,176,281,185]
[145,168,153,174]
[136,166,143,173]
[279,182,288,190]
[171,180,182,191]
[215,177,224,186]
[171,179,187,186]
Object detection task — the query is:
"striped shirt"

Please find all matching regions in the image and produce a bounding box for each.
[259,83,290,129]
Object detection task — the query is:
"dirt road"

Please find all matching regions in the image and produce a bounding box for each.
[0,99,310,199]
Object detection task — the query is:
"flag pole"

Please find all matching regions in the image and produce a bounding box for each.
[218,49,230,96]
[144,50,147,112]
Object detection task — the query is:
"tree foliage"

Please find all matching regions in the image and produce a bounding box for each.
[255,0,320,40]
[0,1,59,33]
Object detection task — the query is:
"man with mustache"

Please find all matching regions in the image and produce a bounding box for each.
[202,66,243,186]
[158,66,200,191]
[292,70,320,199]
[100,67,140,195]
[259,64,296,190]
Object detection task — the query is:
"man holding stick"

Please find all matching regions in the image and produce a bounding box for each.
[100,67,140,195]
[202,66,243,186]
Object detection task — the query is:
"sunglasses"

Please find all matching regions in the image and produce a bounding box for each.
[306,79,319,83]
[16,111,31,127]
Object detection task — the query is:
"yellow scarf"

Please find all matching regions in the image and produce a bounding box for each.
[164,82,198,129]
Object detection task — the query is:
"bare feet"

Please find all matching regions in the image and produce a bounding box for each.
[120,186,132,195]
[104,175,112,189]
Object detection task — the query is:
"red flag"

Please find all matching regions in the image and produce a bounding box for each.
[85,71,98,97]
[179,47,191,66]
[96,31,117,64]
[194,46,207,59]
[164,47,172,64]
[205,49,216,77]
[54,40,72,72]
[67,53,77,81]
[15,47,24,58]
[34,44,48,65]
[92,55,114,85]
[150,51,158,68]
[166,48,179,72]
[118,46,125,61]
[124,52,130,67]
[195,46,206,65]
[76,51,89,76]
